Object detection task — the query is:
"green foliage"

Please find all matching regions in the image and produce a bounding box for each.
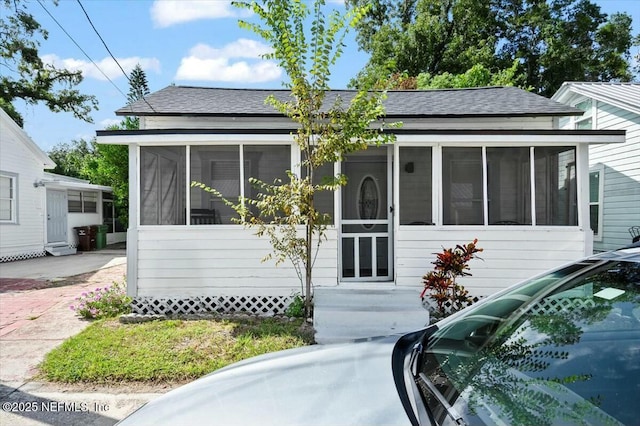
[127,64,150,105]
[48,138,95,179]
[348,0,637,95]
[421,239,483,319]
[285,293,306,318]
[47,137,129,226]
[85,142,129,225]
[416,61,528,90]
[39,317,312,383]
[70,280,131,320]
[196,0,397,317]
[0,0,98,126]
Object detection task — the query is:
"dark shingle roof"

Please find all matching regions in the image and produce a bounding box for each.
[117,85,582,118]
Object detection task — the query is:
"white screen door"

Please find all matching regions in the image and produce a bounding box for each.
[340,146,393,281]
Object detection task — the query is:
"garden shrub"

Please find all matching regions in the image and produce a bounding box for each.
[421,239,483,321]
[71,279,131,319]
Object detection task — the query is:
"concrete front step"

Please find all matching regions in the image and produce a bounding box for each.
[313,286,429,344]
[45,245,77,257]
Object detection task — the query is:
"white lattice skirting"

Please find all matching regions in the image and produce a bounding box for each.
[0,251,46,263]
[131,295,293,316]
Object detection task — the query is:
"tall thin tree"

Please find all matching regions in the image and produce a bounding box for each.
[194,0,398,316]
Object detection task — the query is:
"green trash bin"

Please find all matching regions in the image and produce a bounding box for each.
[94,225,108,250]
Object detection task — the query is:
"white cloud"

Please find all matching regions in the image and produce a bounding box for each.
[41,54,161,81]
[190,39,272,59]
[175,39,281,83]
[150,0,250,28]
[100,118,122,129]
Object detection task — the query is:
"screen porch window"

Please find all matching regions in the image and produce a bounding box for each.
[440,146,577,226]
[0,174,16,222]
[190,146,240,225]
[487,147,531,225]
[535,147,577,226]
[244,145,291,220]
[399,147,433,225]
[140,146,186,225]
[142,145,291,226]
[443,147,483,225]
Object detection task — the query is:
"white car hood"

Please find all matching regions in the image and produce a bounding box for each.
[118,337,412,426]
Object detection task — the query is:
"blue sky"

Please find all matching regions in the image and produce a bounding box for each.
[10,0,640,153]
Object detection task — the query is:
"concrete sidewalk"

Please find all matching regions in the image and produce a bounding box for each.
[0,248,127,281]
[0,249,164,425]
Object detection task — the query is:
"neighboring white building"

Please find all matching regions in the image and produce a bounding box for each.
[1,108,121,262]
[97,85,626,338]
[553,82,640,252]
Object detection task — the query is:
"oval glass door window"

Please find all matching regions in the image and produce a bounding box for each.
[358,176,379,228]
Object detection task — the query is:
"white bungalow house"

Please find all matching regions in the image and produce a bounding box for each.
[552,82,640,252]
[0,108,118,262]
[96,86,625,342]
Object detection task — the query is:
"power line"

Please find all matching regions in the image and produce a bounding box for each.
[76,0,157,113]
[75,0,130,83]
[35,0,129,101]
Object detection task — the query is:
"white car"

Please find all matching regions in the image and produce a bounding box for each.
[118,244,640,425]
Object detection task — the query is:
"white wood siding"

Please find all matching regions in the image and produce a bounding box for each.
[133,227,338,297]
[591,101,640,251]
[0,129,46,260]
[395,227,586,297]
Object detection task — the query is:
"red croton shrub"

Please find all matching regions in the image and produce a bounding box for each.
[421,239,483,319]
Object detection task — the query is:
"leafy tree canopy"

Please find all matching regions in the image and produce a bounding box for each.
[347,0,637,96]
[48,138,94,179]
[0,0,98,126]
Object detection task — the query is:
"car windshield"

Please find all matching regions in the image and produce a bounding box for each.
[416,255,640,426]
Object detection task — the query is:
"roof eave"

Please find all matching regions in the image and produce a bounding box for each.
[115,111,584,118]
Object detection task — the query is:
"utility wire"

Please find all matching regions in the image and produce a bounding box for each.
[36,0,129,100]
[75,0,129,83]
[76,0,157,113]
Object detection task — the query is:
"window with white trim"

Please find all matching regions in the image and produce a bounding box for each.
[68,190,98,213]
[574,99,593,130]
[589,167,604,240]
[0,173,17,223]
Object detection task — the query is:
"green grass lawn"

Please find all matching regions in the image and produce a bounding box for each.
[39,317,313,384]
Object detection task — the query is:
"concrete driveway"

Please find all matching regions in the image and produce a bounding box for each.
[0,248,163,425]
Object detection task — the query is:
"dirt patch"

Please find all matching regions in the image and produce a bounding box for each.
[53,265,127,289]
[32,380,187,394]
[0,278,50,292]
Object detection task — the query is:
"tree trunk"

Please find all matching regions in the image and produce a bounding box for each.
[305,221,313,319]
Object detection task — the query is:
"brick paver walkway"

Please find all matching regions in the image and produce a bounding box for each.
[0,264,126,381]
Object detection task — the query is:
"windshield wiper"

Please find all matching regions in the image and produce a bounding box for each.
[417,372,468,426]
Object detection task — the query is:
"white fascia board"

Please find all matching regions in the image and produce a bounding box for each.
[44,180,112,192]
[552,84,640,116]
[97,130,624,146]
[96,133,295,145]
[1,108,56,168]
[394,133,625,145]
